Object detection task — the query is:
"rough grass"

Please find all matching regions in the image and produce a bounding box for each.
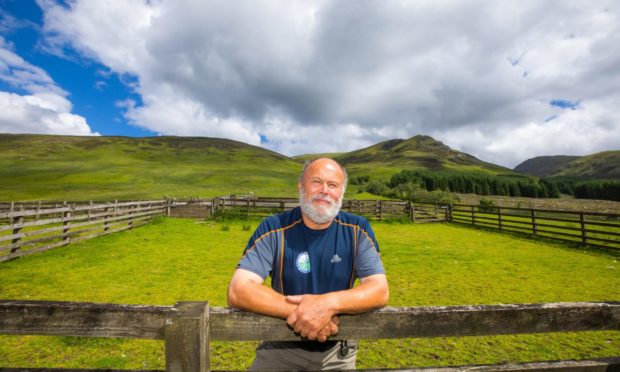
[0,134,301,201]
[0,218,618,370]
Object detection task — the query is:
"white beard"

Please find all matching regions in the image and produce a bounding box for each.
[299,188,342,225]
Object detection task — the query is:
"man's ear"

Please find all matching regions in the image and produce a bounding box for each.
[297,181,302,193]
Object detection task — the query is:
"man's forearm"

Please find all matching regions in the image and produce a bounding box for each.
[227,277,296,319]
[286,274,388,339]
[325,274,389,314]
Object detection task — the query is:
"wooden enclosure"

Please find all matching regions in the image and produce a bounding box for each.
[1,300,618,371]
[0,200,167,262]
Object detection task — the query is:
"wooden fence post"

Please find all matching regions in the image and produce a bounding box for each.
[10,203,23,255]
[471,205,476,225]
[408,201,414,222]
[531,209,537,235]
[498,207,503,230]
[104,202,111,234]
[128,202,135,229]
[165,302,210,372]
[580,213,587,245]
[62,202,71,244]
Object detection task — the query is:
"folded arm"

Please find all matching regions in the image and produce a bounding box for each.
[227,268,340,342]
[286,274,389,340]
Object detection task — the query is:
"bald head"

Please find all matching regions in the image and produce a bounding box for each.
[298,158,348,191]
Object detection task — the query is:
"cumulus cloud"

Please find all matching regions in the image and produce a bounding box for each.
[38,0,620,167]
[0,36,98,136]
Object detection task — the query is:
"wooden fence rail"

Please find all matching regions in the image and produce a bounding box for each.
[169,197,448,223]
[0,200,168,262]
[450,204,620,251]
[0,300,618,371]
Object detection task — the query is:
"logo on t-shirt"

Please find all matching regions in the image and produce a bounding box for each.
[330,254,342,263]
[296,252,311,274]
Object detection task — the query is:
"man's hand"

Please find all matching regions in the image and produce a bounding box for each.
[286,294,337,342]
[316,315,339,342]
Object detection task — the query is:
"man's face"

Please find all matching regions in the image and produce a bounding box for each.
[298,159,345,225]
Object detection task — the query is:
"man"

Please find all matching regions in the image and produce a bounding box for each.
[227,158,389,370]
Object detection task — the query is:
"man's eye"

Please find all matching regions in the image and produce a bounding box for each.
[328,183,337,189]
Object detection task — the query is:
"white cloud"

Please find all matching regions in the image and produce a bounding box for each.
[0,91,96,135]
[0,36,98,136]
[38,0,620,167]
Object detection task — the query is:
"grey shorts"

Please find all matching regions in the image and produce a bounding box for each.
[249,340,358,371]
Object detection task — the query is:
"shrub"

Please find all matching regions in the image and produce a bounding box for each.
[479,198,496,213]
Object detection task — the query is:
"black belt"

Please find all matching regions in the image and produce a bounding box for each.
[262,340,339,353]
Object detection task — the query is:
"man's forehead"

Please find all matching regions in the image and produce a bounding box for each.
[306,160,344,180]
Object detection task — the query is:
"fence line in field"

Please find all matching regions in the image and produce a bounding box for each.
[0,200,167,262]
[449,203,620,251]
[0,300,618,371]
[169,197,620,250]
[2,197,618,262]
[169,197,449,223]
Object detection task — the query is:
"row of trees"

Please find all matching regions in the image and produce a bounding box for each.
[358,170,620,201]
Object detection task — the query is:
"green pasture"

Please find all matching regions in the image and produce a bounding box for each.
[0,218,618,369]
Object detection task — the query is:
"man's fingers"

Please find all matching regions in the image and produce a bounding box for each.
[328,321,339,336]
[286,312,297,327]
[285,295,304,304]
[331,315,340,325]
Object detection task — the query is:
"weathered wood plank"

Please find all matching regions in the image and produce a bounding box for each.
[0,221,149,262]
[165,302,210,372]
[0,300,174,339]
[0,206,165,233]
[0,200,166,219]
[209,302,620,341]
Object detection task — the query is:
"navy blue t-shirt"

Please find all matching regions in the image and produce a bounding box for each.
[237,207,385,295]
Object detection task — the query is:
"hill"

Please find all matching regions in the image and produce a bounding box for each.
[0,133,523,201]
[0,134,301,200]
[297,135,516,180]
[513,156,579,177]
[514,151,620,179]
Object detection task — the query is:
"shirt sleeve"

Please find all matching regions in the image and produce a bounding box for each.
[236,219,278,280]
[354,218,385,278]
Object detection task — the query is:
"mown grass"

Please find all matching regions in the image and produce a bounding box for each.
[0,218,618,370]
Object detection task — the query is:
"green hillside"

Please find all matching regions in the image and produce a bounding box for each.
[0,134,301,201]
[513,155,579,177]
[553,151,620,179]
[514,151,620,179]
[297,135,515,180]
[0,133,523,201]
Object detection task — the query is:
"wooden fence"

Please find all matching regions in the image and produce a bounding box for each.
[0,200,167,262]
[450,204,620,251]
[170,197,449,223]
[0,300,618,371]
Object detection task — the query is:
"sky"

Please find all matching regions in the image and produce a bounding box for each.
[0,0,619,168]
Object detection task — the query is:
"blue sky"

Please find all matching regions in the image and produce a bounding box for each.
[0,0,154,137]
[1,0,619,167]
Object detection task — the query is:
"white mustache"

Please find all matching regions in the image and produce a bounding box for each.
[312,195,334,203]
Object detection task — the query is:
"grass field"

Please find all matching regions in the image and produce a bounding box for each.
[0,218,618,369]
